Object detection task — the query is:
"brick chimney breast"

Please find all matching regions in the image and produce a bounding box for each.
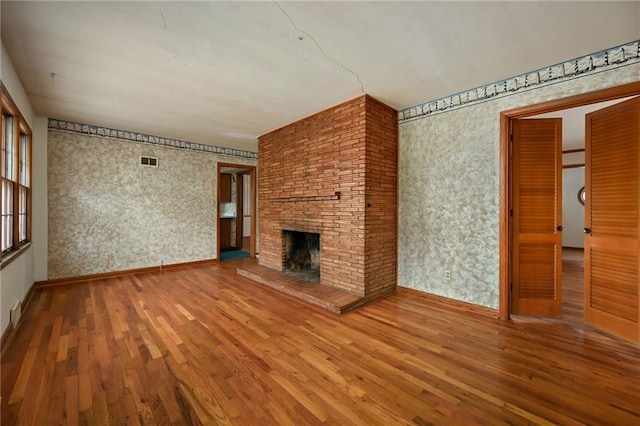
[258,94,398,302]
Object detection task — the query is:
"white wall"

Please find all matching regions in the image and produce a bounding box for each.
[398,62,640,309]
[562,167,585,248]
[1,42,33,122]
[1,42,43,335]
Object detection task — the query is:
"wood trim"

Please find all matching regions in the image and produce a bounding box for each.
[250,166,257,256]
[499,113,510,320]
[563,148,585,154]
[21,280,36,315]
[0,241,32,270]
[0,323,15,359]
[217,163,257,258]
[1,82,31,131]
[1,82,33,258]
[217,163,222,260]
[34,258,216,288]
[499,81,640,321]
[236,173,243,249]
[397,286,499,319]
[563,163,585,169]
[503,81,640,118]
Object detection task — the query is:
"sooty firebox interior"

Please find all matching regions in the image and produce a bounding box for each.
[283,230,320,283]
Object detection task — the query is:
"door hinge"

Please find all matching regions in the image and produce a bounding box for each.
[510,282,513,291]
[510,209,513,217]
[509,133,514,142]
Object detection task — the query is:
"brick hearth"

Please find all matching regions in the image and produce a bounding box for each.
[240,94,397,311]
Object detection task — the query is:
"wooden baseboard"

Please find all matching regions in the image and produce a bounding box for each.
[397,286,500,319]
[34,259,217,288]
[0,323,15,359]
[1,281,36,359]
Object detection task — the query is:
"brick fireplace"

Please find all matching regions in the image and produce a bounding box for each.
[241,94,397,311]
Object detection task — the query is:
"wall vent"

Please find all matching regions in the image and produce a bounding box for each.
[140,156,158,167]
[10,300,21,326]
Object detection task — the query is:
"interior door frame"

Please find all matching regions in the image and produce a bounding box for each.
[216,162,257,261]
[499,81,640,320]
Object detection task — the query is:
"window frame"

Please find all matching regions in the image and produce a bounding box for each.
[1,82,32,268]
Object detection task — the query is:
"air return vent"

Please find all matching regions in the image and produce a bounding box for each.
[140,156,158,167]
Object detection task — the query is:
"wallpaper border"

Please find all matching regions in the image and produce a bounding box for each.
[398,40,640,123]
[47,118,258,159]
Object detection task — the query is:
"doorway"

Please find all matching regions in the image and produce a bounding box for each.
[499,81,640,343]
[217,163,257,262]
[516,101,627,324]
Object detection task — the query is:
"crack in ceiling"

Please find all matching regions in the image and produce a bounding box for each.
[272,0,365,93]
[159,9,167,29]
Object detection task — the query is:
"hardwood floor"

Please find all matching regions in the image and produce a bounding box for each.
[237,263,364,313]
[2,258,640,425]
[562,247,585,326]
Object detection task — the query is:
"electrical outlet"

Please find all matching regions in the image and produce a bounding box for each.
[106,253,112,262]
[444,269,451,281]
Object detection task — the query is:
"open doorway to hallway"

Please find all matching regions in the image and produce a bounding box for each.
[501,82,640,344]
[217,163,257,262]
[523,99,629,325]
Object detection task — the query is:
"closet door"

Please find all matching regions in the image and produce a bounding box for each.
[512,119,563,316]
[585,97,639,343]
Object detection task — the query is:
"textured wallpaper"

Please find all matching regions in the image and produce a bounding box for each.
[398,63,640,309]
[48,131,256,279]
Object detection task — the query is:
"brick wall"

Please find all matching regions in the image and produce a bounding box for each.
[364,97,398,298]
[258,95,397,300]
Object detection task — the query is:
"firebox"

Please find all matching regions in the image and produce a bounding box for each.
[283,230,320,282]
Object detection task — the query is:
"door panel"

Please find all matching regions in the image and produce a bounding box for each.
[243,174,252,237]
[585,97,639,342]
[512,118,563,316]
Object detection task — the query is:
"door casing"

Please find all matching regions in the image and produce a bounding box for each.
[499,81,640,320]
[216,163,257,261]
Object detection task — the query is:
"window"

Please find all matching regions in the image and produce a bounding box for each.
[1,83,32,260]
[18,133,30,242]
[577,186,586,206]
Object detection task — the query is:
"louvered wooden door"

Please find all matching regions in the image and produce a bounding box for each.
[512,119,563,316]
[585,97,639,343]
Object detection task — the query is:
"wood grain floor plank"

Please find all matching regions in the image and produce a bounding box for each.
[2,257,639,424]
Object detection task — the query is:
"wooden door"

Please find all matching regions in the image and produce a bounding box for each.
[235,174,243,249]
[512,118,563,316]
[219,219,232,251]
[585,97,639,342]
[220,174,232,202]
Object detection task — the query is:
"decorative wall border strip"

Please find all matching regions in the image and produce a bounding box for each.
[398,40,640,123]
[48,119,258,159]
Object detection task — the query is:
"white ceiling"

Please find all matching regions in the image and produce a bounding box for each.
[531,97,634,151]
[2,1,639,152]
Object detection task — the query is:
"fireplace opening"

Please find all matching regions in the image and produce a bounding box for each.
[283,230,320,283]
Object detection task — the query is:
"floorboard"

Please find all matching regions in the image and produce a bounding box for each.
[2,257,639,425]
